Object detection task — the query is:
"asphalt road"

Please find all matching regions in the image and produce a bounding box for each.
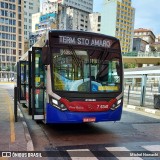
[1,83,160,159]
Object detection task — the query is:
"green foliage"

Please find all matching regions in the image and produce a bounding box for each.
[124,63,136,68]
[123,51,138,57]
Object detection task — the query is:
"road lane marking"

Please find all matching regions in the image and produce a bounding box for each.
[67,149,98,160]
[6,94,15,143]
[142,145,160,151]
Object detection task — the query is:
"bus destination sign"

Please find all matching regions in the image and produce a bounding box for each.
[59,36,112,48]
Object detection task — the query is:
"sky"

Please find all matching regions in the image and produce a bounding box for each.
[93,0,160,35]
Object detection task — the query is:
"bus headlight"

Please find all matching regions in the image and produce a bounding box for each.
[110,99,122,110]
[49,97,67,111]
[52,99,58,105]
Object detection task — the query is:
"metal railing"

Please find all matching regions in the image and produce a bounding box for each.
[138,52,160,57]
[123,51,160,57]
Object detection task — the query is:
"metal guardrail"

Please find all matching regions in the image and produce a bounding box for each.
[123,52,160,57]
[138,52,160,57]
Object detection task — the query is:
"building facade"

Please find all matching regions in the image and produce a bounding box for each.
[42,0,93,13]
[30,0,93,47]
[24,0,40,40]
[134,28,156,44]
[0,0,24,80]
[88,12,101,33]
[101,0,135,54]
[41,0,93,30]
[132,38,148,53]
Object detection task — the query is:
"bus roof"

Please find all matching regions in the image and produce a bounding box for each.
[49,30,119,41]
[48,30,120,49]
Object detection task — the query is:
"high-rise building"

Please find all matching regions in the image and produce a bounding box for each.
[0,0,24,80]
[41,0,93,30]
[30,0,93,47]
[24,0,40,40]
[88,12,101,33]
[42,0,93,13]
[101,0,135,54]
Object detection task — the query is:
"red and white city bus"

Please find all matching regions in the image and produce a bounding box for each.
[15,30,123,123]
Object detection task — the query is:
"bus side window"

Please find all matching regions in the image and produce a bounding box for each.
[116,62,120,76]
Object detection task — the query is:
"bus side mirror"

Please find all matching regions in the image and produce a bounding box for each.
[42,47,50,65]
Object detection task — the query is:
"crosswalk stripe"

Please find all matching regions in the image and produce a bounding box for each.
[65,145,159,159]
[67,149,98,160]
[105,147,143,160]
[142,145,160,151]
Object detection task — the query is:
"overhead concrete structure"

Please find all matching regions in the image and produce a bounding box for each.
[123,57,160,64]
[123,51,160,64]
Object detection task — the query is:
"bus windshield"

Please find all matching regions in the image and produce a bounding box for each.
[51,46,121,93]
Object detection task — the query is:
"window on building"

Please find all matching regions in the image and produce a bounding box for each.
[19,36,21,41]
[13,56,16,62]
[18,14,21,19]
[18,21,21,27]
[5,3,8,9]
[18,6,21,12]
[19,43,22,49]
[19,29,21,34]
[13,49,16,55]
[98,16,101,22]
[29,6,33,9]
[19,50,22,56]
[1,2,4,8]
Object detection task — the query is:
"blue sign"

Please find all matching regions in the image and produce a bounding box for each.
[40,13,56,22]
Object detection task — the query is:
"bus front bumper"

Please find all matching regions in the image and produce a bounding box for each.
[45,103,123,124]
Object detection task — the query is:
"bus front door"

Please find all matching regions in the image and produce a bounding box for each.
[17,61,28,103]
[31,48,45,120]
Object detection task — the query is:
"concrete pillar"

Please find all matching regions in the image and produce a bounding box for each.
[131,78,135,90]
[158,77,160,93]
[140,74,147,106]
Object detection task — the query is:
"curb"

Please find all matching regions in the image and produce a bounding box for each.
[4,88,34,152]
[0,82,14,84]
[18,107,34,151]
[124,104,160,116]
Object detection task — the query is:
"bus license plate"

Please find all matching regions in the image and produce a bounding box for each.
[83,117,96,122]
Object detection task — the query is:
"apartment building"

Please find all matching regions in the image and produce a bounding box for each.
[132,38,148,53]
[65,7,90,31]
[43,0,93,13]
[134,28,156,44]
[30,0,93,47]
[24,0,40,40]
[0,0,24,80]
[32,0,93,31]
[101,0,135,54]
[88,12,101,33]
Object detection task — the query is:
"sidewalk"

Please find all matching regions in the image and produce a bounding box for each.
[0,88,33,154]
[124,103,160,118]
